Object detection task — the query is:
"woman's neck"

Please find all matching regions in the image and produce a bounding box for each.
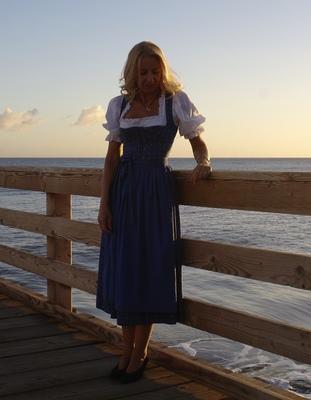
[137,89,161,111]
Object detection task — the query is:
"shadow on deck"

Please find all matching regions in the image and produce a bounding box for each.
[0,293,232,400]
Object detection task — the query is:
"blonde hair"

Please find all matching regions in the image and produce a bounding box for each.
[120,41,182,101]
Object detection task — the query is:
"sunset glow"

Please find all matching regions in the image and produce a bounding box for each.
[1,0,310,157]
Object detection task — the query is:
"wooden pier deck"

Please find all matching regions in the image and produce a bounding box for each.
[1,166,310,400]
[0,293,231,400]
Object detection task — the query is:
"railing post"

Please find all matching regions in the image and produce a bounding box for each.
[46,193,72,310]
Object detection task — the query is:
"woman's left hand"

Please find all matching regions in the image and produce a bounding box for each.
[188,163,212,184]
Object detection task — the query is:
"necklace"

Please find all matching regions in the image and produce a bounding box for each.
[138,90,160,112]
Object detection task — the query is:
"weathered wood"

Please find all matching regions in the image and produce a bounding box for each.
[0,313,56,330]
[0,251,310,365]
[2,166,311,182]
[1,208,311,291]
[0,298,31,309]
[111,382,228,400]
[1,242,310,363]
[1,237,311,305]
[1,167,311,214]
[0,357,117,396]
[175,170,311,182]
[182,238,311,290]
[0,328,103,359]
[0,166,310,400]
[0,244,96,294]
[0,298,229,400]
[0,167,103,196]
[0,343,113,376]
[1,366,192,400]
[47,193,72,310]
[182,296,311,365]
[0,278,301,400]
[0,321,78,343]
[0,305,39,319]
[174,171,311,215]
[0,207,100,246]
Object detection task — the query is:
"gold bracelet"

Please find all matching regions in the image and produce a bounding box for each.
[197,159,211,167]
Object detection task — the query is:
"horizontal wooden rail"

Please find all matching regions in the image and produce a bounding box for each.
[1,167,311,214]
[0,276,302,400]
[1,208,311,290]
[182,238,311,290]
[0,244,97,294]
[0,243,309,365]
[0,167,102,196]
[0,207,100,246]
[182,297,311,365]
[175,172,311,214]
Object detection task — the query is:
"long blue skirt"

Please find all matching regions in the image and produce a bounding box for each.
[96,158,181,326]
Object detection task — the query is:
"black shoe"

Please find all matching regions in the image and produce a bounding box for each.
[108,361,128,380]
[120,356,149,384]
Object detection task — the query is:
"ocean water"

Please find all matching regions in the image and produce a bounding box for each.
[0,157,311,398]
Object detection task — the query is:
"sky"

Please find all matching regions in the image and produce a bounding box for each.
[1,0,310,158]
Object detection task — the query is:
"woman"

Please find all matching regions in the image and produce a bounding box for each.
[96,41,211,384]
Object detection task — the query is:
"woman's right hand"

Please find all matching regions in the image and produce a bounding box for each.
[97,205,112,233]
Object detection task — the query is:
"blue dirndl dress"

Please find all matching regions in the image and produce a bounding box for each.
[96,93,182,326]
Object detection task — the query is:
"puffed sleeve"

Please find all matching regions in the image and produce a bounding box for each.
[173,91,206,139]
[102,96,123,142]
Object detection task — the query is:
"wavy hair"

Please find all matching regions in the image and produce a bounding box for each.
[119,41,182,101]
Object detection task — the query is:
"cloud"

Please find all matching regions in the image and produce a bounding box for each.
[73,105,104,126]
[0,107,39,131]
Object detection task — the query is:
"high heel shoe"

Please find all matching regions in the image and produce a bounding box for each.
[120,356,149,384]
[108,360,129,380]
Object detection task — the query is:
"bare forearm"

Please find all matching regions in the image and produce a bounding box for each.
[192,140,210,166]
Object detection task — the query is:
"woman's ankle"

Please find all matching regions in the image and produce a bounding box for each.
[118,353,132,369]
[130,349,148,362]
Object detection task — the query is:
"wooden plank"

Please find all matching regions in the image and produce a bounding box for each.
[0,364,189,400]
[182,296,311,365]
[221,398,239,400]
[0,278,302,400]
[1,211,311,292]
[174,172,311,215]
[2,237,310,305]
[0,331,103,358]
[2,209,311,291]
[1,166,311,181]
[0,321,78,343]
[1,167,311,214]
[0,313,57,330]
[0,305,39,319]
[182,238,311,290]
[0,167,103,196]
[0,244,96,294]
[1,253,310,364]
[175,170,311,182]
[58,372,191,400]
[0,357,116,396]
[47,192,72,310]
[0,298,32,308]
[117,381,229,400]
[0,343,117,376]
[0,208,100,246]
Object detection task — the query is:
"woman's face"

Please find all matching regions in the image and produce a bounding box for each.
[137,55,162,95]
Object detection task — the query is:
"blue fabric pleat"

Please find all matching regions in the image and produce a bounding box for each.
[96,93,182,326]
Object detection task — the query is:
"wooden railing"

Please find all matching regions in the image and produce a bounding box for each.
[0,166,310,400]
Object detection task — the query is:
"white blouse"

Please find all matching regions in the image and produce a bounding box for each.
[103,90,206,142]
